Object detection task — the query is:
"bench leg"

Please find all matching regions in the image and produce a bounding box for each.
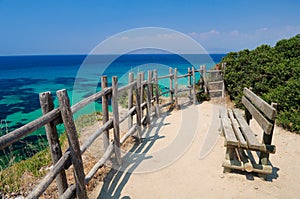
[223,147,235,173]
[259,128,275,180]
[258,152,268,180]
[259,152,269,165]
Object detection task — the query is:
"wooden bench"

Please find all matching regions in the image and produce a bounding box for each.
[219,88,277,176]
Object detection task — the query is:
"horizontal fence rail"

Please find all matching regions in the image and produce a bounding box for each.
[0,109,61,150]
[0,65,225,198]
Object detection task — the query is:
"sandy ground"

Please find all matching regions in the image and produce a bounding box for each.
[83,98,300,199]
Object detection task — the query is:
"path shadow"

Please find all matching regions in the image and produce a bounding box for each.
[97,109,172,198]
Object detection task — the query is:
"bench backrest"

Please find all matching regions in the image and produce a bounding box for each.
[242,88,277,135]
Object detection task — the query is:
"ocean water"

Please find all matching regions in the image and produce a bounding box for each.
[0,54,225,167]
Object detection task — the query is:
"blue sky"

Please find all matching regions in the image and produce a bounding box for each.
[0,0,299,55]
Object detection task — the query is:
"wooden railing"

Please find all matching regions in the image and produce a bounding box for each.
[196,63,226,98]
[0,66,224,199]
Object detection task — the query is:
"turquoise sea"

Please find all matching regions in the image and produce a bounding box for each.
[0,54,225,167]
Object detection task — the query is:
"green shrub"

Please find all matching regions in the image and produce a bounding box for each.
[0,147,51,194]
[196,92,210,102]
[221,34,300,133]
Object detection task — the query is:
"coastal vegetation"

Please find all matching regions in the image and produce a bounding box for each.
[0,112,100,196]
[221,34,300,133]
[0,142,52,195]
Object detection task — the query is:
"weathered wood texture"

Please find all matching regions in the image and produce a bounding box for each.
[192,67,197,105]
[228,109,247,148]
[146,70,152,124]
[220,88,277,176]
[201,64,225,98]
[140,72,145,120]
[220,117,238,147]
[71,87,112,114]
[169,67,174,103]
[28,151,71,199]
[39,92,68,196]
[102,76,110,150]
[242,96,273,135]
[128,72,134,128]
[153,69,160,117]
[260,102,278,165]
[148,70,154,99]
[232,109,263,150]
[0,108,61,150]
[134,73,142,142]
[188,67,192,101]
[118,81,137,93]
[222,159,272,174]
[157,74,173,80]
[243,88,276,121]
[202,65,208,93]
[238,148,253,172]
[177,74,191,78]
[112,76,122,165]
[57,89,87,199]
[3,67,210,198]
[174,68,179,109]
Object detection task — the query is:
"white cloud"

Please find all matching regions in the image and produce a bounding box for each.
[189,29,220,41]
[260,27,268,31]
[157,33,185,40]
[188,25,300,53]
[229,30,240,36]
[189,32,198,37]
[92,27,208,54]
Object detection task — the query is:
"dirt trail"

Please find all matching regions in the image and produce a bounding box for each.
[84,99,300,199]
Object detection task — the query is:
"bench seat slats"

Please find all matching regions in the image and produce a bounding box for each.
[242,96,274,135]
[243,88,276,121]
[220,108,275,153]
[219,107,228,118]
[228,109,248,148]
[220,88,277,175]
[221,117,238,147]
[232,109,263,150]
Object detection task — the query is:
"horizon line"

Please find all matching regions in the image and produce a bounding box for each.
[0,53,228,57]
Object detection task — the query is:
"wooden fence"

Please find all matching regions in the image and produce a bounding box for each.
[0,65,224,199]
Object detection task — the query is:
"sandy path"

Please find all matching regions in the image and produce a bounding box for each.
[88,100,300,199]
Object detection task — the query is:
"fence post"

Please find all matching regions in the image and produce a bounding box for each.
[112,76,122,165]
[39,92,68,196]
[146,70,152,124]
[222,81,225,98]
[128,72,134,129]
[140,72,145,122]
[148,70,154,99]
[192,67,197,105]
[56,89,87,199]
[174,68,179,110]
[101,76,109,151]
[203,65,208,93]
[169,67,174,104]
[200,65,203,78]
[188,67,192,102]
[153,69,160,117]
[135,73,142,142]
